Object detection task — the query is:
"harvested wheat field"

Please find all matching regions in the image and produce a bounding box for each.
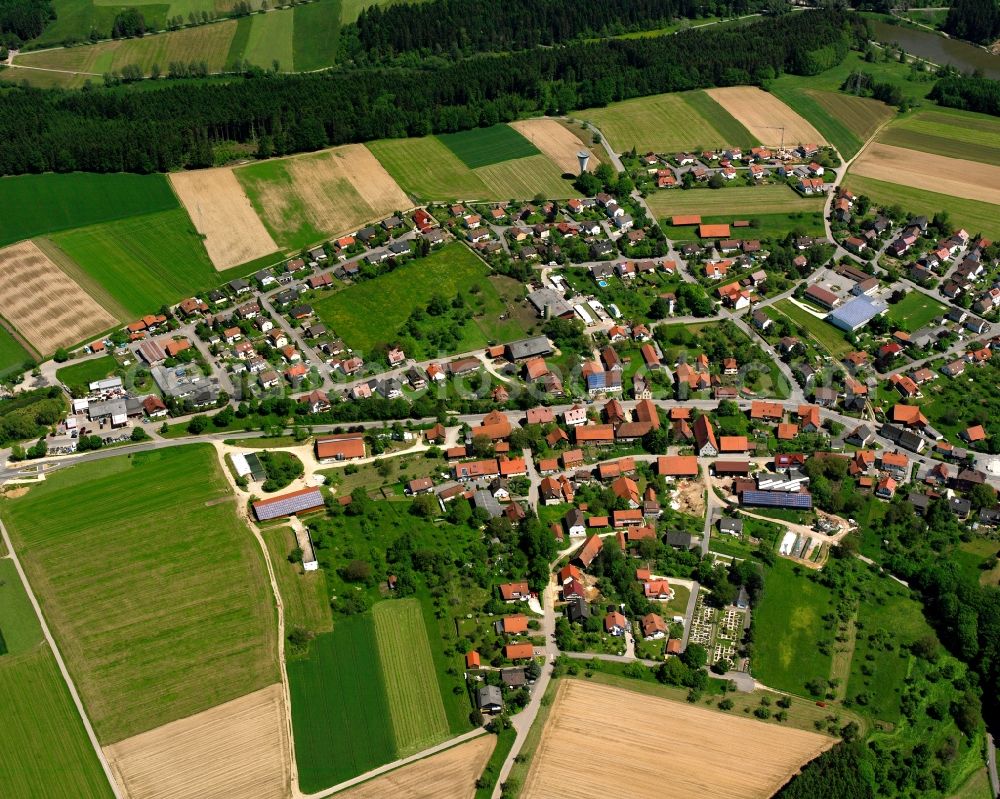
[104,684,290,799]
[238,145,411,250]
[851,143,1000,206]
[335,735,494,799]
[523,680,832,799]
[509,119,597,173]
[0,240,117,354]
[706,87,826,148]
[169,169,279,270]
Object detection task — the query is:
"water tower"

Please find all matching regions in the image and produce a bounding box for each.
[577,151,590,174]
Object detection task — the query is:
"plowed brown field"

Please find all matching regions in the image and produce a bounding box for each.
[0,240,117,354]
[104,684,290,799]
[523,680,833,799]
[706,87,826,147]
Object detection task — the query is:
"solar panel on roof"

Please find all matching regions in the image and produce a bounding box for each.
[740,490,812,509]
[253,488,323,521]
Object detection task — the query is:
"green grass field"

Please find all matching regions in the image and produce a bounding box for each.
[0,559,114,798]
[438,125,540,169]
[753,558,835,696]
[54,356,118,390]
[373,598,450,755]
[0,173,177,247]
[0,445,279,743]
[313,243,531,356]
[579,90,758,153]
[886,291,945,331]
[288,617,397,792]
[769,86,892,159]
[878,108,1000,165]
[0,326,31,379]
[244,5,295,70]
[646,184,824,220]
[369,136,573,201]
[772,299,852,359]
[663,211,825,241]
[842,174,1000,239]
[47,209,223,319]
[291,0,341,71]
[0,648,115,799]
[262,526,332,635]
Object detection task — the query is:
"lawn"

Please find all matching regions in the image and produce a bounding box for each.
[373,598,450,755]
[54,355,117,390]
[287,617,397,792]
[0,172,178,247]
[842,174,1000,239]
[0,445,279,743]
[578,90,758,153]
[46,208,225,319]
[369,136,573,201]
[262,526,333,635]
[0,326,31,378]
[885,291,945,331]
[753,558,835,696]
[646,184,824,220]
[772,299,852,359]
[312,243,532,357]
[438,125,540,169]
[878,108,1000,165]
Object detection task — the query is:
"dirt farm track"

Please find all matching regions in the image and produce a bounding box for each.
[0,240,117,354]
[103,684,291,799]
[522,680,833,799]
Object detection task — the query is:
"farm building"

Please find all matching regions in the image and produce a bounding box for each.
[252,487,325,522]
[315,433,366,463]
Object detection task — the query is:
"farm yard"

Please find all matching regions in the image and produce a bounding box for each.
[877,108,1000,166]
[705,86,826,148]
[373,599,451,756]
[752,559,836,696]
[169,169,279,270]
[0,240,117,355]
[0,172,178,248]
[851,143,1000,206]
[369,134,577,201]
[509,118,599,173]
[521,679,834,799]
[648,184,825,240]
[46,209,231,319]
[842,175,1000,240]
[103,684,290,799]
[237,144,411,251]
[312,242,532,357]
[335,735,493,799]
[288,617,397,792]
[578,91,757,153]
[0,445,280,744]
[0,559,114,799]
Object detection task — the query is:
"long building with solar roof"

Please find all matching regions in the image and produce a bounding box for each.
[739,489,813,510]
[252,487,325,521]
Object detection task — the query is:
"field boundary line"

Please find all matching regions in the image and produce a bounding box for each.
[209,442,298,797]
[0,516,122,798]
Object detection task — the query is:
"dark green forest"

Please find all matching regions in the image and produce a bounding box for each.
[0,9,856,176]
[0,0,52,43]
[944,0,1000,45]
[930,74,1000,116]
[345,0,766,61]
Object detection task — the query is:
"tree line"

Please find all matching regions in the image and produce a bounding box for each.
[343,0,766,63]
[0,0,51,44]
[930,74,1000,117]
[943,0,1000,46]
[0,10,856,176]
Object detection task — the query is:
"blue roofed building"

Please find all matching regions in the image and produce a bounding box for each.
[826,295,888,332]
[739,489,813,509]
